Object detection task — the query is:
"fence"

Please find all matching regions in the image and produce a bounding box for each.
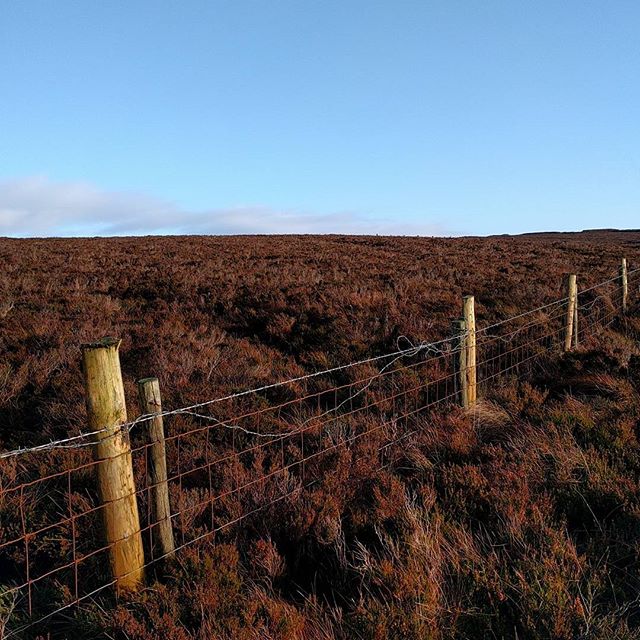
[0,261,638,637]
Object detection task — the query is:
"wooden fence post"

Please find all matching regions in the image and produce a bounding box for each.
[463,295,477,407]
[620,258,628,315]
[573,288,579,348]
[137,377,175,560]
[82,337,145,594]
[451,319,467,408]
[563,274,577,352]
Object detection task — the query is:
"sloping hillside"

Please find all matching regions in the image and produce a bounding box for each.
[1,232,640,639]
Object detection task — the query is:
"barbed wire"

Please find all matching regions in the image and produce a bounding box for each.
[0,336,458,460]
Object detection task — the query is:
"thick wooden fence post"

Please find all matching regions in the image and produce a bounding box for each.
[620,258,628,315]
[137,377,175,560]
[451,319,467,408]
[82,337,145,594]
[463,295,477,407]
[563,274,577,352]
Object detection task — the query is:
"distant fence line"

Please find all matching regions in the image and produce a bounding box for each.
[0,260,638,638]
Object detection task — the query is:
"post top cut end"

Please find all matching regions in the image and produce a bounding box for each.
[81,336,121,351]
[138,377,159,385]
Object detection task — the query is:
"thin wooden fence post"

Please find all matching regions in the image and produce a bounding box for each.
[573,288,579,348]
[81,337,145,594]
[451,319,467,408]
[620,258,628,315]
[463,295,477,407]
[563,274,577,352]
[137,377,175,560]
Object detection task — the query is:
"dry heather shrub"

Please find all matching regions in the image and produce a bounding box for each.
[417,408,479,459]
[486,379,548,419]
[313,503,343,546]
[609,329,639,364]
[244,586,307,640]
[106,544,307,640]
[248,538,286,581]
[512,528,586,638]
[529,421,588,487]
[299,595,345,640]
[349,506,446,637]
[548,396,597,438]
[0,361,30,408]
[347,486,501,639]
[468,399,513,443]
[624,313,640,340]
[0,300,14,319]
[403,447,434,477]
[569,372,636,403]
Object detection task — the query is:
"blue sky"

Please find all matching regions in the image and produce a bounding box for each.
[1,1,638,237]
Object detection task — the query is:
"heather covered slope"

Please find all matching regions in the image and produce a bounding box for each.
[1,231,639,451]
[82,314,640,639]
[1,232,640,638]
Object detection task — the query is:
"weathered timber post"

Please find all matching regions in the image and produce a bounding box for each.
[563,274,577,352]
[137,377,175,559]
[82,337,145,593]
[620,258,628,315]
[463,295,477,407]
[451,319,468,408]
[573,290,579,348]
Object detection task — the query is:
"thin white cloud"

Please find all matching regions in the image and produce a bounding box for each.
[0,176,448,237]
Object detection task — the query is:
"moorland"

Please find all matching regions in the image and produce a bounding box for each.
[1,231,640,639]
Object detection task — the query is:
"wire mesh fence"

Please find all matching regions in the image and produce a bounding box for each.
[0,267,638,637]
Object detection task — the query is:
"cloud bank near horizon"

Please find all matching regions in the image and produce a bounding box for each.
[0,176,447,237]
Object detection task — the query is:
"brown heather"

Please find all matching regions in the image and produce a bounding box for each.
[1,230,640,638]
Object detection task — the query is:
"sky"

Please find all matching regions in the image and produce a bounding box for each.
[0,1,638,237]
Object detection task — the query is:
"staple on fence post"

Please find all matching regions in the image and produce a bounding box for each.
[81,337,145,594]
[620,258,628,315]
[451,318,468,409]
[463,295,477,407]
[137,377,175,560]
[563,274,577,352]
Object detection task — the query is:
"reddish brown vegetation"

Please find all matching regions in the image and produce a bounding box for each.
[1,231,640,639]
